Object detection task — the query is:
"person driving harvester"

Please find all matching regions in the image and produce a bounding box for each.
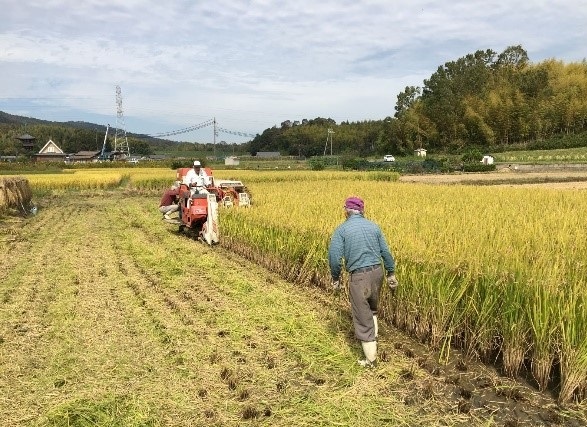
[183,160,210,195]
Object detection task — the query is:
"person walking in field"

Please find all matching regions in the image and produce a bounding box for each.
[328,196,398,368]
[159,183,180,220]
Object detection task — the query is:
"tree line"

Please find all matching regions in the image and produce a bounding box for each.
[246,45,587,157]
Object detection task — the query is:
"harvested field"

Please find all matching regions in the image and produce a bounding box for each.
[1,190,586,426]
[399,169,587,188]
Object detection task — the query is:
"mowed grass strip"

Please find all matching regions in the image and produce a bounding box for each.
[1,192,476,427]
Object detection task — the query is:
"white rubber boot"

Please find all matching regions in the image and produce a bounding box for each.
[358,341,377,368]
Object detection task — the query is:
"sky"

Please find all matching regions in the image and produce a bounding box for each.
[1,0,586,144]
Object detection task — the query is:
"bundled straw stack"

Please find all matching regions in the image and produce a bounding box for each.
[0,176,32,213]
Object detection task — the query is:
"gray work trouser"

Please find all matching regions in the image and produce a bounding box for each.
[159,205,179,215]
[349,265,383,342]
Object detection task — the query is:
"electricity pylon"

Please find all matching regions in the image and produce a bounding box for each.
[114,85,130,159]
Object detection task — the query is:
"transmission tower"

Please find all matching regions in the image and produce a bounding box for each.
[114,85,130,159]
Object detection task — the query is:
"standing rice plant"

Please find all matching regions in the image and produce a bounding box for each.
[461,272,502,362]
[380,255,420,333]
[394,258,431,340]
[127,168,178,190]
[26,171,125,191]
[527,277,558,391]
[427,264,471,361]
[499,274,530,378]
[557,280,587,404]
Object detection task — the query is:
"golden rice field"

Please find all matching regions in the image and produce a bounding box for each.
[3,166,587,418]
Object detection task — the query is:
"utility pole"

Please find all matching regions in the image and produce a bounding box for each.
[213,117,217,158]
[114,85,130,159]
[323,128,335,156]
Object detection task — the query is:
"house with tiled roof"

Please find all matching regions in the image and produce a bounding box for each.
[70,150,101,162]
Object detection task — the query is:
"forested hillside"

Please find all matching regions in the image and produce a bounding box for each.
[246,45,587,157]
[0,113,154,157]
[0,112,250,158]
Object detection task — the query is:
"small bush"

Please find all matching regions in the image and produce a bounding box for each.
[308,159,325,170]
[463,163,496,172]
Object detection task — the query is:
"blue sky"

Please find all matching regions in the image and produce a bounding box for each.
[1,0,586,143]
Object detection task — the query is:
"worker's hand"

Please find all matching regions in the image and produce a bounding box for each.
[332,280,342,294]
[387,274,399,290]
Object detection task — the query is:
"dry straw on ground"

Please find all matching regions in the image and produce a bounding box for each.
[0,176,32,213]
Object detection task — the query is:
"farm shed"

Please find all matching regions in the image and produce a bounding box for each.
[225,156,240,166]
[481,155,494,165]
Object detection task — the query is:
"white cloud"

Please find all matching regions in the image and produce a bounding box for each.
[0,0,586,141]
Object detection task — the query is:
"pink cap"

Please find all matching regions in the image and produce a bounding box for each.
[344,196,364,212]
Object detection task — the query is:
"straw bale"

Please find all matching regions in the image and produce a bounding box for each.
[0,176,32,211]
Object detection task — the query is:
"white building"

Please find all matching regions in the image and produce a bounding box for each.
[225,156,240,166]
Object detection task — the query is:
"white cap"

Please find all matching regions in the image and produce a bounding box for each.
[193,160,201,166]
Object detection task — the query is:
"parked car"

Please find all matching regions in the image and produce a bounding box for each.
[383,155,395,162]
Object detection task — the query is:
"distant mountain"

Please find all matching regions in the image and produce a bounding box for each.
[63,120,109,132]
[0,111,111,133]
[0,110,205,154]
[0,111,55,126]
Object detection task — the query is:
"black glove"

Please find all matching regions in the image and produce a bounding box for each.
[387,274,399,290]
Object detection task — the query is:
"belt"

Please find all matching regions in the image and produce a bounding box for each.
[351,264,381,275]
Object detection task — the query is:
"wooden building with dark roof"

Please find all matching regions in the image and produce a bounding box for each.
[16,134,36,150]
[70,151,101,162]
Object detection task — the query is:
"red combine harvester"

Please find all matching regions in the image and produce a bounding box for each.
[215,179,251,208]
[175,167,220,245]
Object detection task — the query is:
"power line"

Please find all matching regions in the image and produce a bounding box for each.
[217,127,257,138]
[149,119,214,138]
[149,119,256,139]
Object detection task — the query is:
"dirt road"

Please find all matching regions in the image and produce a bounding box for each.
[399,169,587,188]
